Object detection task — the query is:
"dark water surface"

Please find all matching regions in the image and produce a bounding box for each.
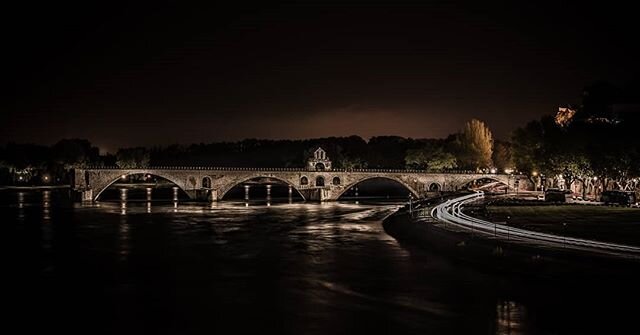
[4,189,639,334]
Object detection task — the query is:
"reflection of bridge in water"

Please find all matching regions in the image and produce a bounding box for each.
[74,167,520,202]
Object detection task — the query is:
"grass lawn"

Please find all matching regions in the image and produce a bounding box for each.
[485,205,640,246]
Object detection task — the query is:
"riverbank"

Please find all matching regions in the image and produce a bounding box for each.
[483,204,640,246]
[383,205,640,281]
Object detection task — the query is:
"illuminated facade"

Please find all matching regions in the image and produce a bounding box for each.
[307,147,332,171]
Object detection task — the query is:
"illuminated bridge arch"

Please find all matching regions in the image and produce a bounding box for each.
[334,175,420,200]
[454,175,511,190]
[217,175,306,201]
[93,170,189,201]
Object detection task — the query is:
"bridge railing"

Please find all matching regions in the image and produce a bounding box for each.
[81,166,505,175]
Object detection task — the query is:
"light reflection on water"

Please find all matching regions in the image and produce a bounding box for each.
[3,190,640,334]
[118,211,130,261]
[42,190,50,221]
[18,191,25,210]
[496,300,527,335]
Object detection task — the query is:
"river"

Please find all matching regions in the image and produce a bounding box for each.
[3,189,638,334]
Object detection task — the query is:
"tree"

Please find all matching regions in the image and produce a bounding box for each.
[492,140,513,173]
[456,119,493,170]
[52,139,99,169]
[405,143,457,171]
[116,147,150,168]
[511,119,544,176]
[367,136,410,168]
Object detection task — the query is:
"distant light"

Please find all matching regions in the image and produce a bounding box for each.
[504,168,513,174]
[18,176,23,181]
[121,175,126,180]
[532,171,538,177]
[593,176,598,180]
[490,168,497,174]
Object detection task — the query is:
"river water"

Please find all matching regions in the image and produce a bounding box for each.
[3,189,639,334]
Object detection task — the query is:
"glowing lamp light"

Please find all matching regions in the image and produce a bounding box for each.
[532,171,538,177]
[121,175,127,180]
[490,168,497,174]
[18,176,23,181]
[504,168,514,174]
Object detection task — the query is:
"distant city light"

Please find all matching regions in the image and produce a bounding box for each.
[18,176,23,181]
[504,168,514,174]
[121,175,127,180]
[490,168,497,174]
[532,171,538,177]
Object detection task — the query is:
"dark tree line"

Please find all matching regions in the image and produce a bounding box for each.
[511,81,640,196]
[0,139,106,185]
[0,121,498,185]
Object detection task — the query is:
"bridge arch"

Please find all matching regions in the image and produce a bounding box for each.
[455,175,510,190]
[335,175,420,200]
[428,182,441,192]
[93,171,189,201]
[218,175,306,201]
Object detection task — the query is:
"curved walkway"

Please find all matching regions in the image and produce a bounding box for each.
[429,192,640,259]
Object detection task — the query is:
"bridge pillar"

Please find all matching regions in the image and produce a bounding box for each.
[81,189,93,202]
[244,185,250,201]
[320,188,330,201]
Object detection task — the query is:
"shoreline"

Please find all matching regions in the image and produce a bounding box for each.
[382,202,640,281]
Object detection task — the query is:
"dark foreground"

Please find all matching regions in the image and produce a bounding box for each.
[5,190,640,334]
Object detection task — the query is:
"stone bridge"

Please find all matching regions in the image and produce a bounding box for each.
[73,167,522,202]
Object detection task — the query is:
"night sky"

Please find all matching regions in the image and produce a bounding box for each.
[4,1,638,153]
